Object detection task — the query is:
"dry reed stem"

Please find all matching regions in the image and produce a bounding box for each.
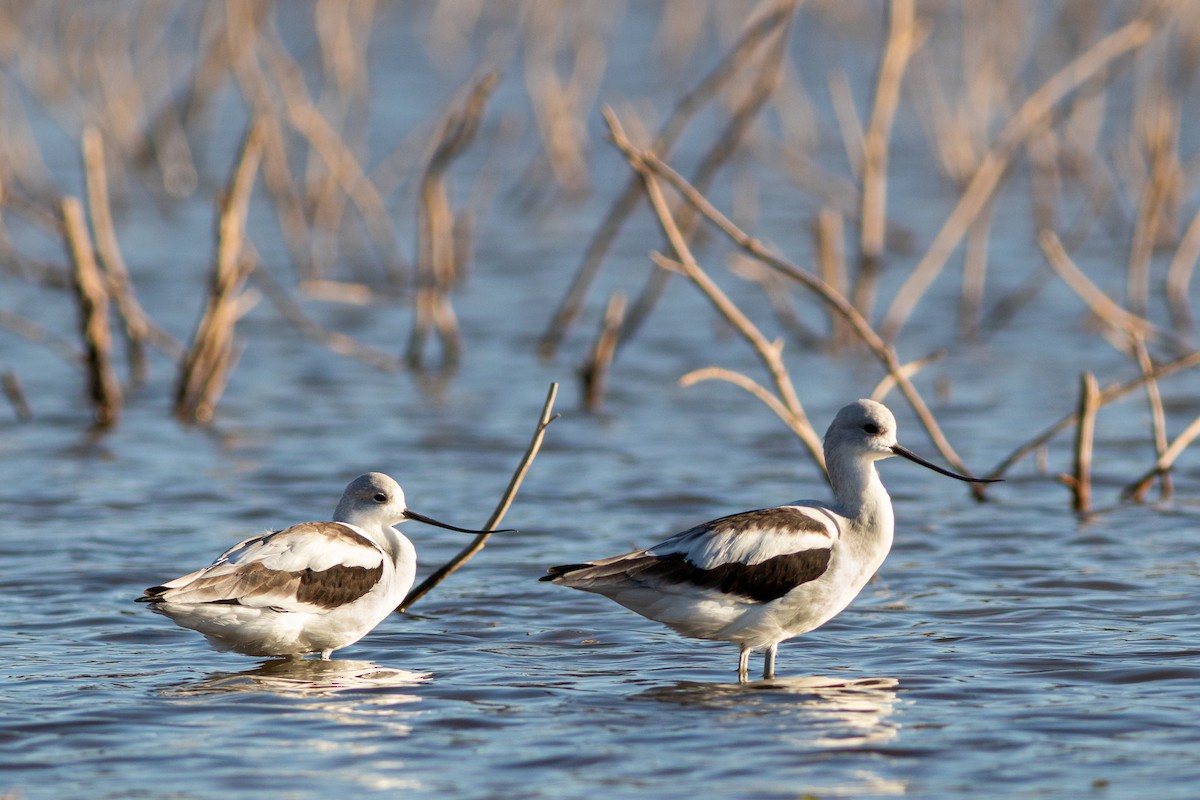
[536,0,799,360]
[978,175,1112,338]
[1134,336,1171,500]
[879,15,1160,341]
[81,126,183,377]
[61,195,122,428]
[729,255,821,348]
[1037,229,1160,344]
[619,9,794,347]
[869,349,946,401]
[1122,412,1200,502]
[1,371,31,421]
[1062,371,1099,513]
[398,382,559,613]
[257,28,406,282]
[679,365,816,444]
[523,18,604,197]
[1166,208,1200,333]
[406,71,498,370]
[286,103,405,280]
[227,22,318,282]
[815,208,849,347]
[827,69,864,181]
[856,0,923,320]
[603,112,827,466]
[173,121,265,424]
[607,114,985,487]
[957,200,995,338]
[581,292,627,411]
[984,350,1200,480]
[1126,109,1174,317]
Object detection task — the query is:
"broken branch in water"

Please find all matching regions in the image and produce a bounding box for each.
[173,120,265,424]
[398,382,559,613]
[61,194,122,429]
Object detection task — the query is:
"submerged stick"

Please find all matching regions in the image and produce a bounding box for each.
[985,350,1200,480]
[406,71,498,370]
[62,195,122,428]
[1123,413,1200,502]
[1134,337,1171,500]
[173,120,265,424]
[399,382,559,613]
[1062,372,1098,513]
[581,292,627,411]
[82,126,183,377]
[2,371,32,422]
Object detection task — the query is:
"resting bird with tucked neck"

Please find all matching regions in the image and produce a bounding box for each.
[541,399,997,681]
[138,472,500,660]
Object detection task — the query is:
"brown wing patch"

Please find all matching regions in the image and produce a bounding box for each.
[294,563,384,608]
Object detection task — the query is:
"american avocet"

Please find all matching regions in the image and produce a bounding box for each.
[138,472,499,660]
[542,399,996,681]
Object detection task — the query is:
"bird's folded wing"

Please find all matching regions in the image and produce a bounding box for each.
[550,505,837,603]
[650,505,838,568]
[144,522,385,610]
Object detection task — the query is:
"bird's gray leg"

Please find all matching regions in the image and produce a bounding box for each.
[737,646,750,683]
[763,643,777,680]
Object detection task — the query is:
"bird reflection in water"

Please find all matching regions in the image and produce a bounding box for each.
[165,657,429,696]
[636,676,906,795]
[637,675,903,748]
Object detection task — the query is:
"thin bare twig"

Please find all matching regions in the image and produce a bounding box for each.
[536,0,800,359]
[399,382,559,612]
[605,113,987,488]
[1122,413,1200,502]
[985,350,1200,480]
[879,14,1161,341]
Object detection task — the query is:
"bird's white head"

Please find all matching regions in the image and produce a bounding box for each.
[825,399,998,485]
[334,472,409,529]
[825,399,899,466]
[333,472,505,535]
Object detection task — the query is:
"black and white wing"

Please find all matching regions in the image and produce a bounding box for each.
[138,522,386,612]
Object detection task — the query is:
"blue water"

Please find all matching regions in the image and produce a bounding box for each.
[4,3,1200,798]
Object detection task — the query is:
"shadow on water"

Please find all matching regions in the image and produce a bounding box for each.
[162,658,431,698]
[633,675,903,748]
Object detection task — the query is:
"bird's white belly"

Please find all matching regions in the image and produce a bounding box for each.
[154,580,400,657]
[708,548,886,650]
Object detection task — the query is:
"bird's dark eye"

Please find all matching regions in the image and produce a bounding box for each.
[373,492,388,503]
[863,423,880,435]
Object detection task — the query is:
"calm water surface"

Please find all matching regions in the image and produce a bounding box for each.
[4,4,1200,799]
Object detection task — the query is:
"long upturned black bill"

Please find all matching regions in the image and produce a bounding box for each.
[403,509,513,534]
[891,444,1001,483]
